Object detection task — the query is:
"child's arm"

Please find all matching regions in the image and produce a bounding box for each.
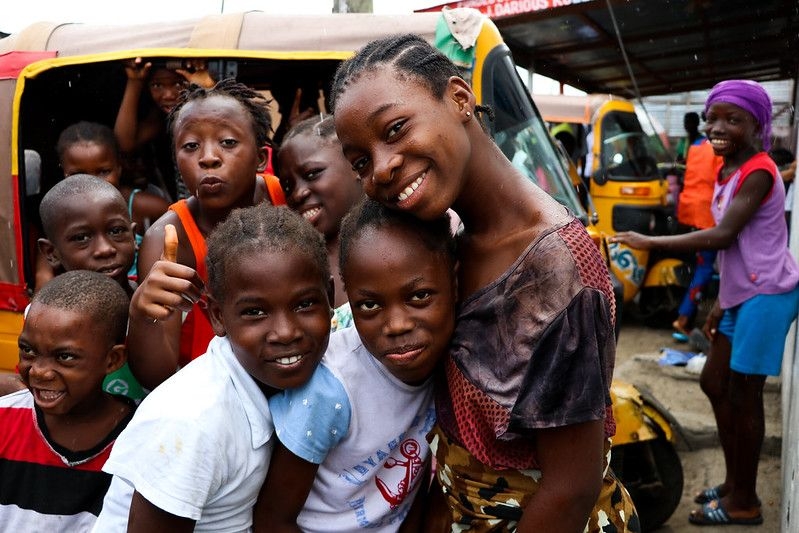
[517,420,605,533]
[126,221,204,389]
[128,491,195,533]
[255,365,351,531]
[613,169,774,252]
[253,442,319,532]
[115,57,162,153]
[130,190,171,235]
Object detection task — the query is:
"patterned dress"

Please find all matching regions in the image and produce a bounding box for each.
[428,218,640,532]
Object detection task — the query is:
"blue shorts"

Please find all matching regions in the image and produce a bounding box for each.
[718,286,799,376]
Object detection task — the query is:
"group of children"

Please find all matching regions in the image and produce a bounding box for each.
[0,31,790,533]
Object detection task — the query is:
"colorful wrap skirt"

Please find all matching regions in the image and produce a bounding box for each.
[425,424,641,532]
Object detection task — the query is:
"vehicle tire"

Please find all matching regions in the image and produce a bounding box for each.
[611,430,684,531]
[634,285,683,326]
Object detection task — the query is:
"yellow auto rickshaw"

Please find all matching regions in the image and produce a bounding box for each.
[534,93,691,319]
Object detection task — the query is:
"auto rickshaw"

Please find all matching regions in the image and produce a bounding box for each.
[534,93,691,320]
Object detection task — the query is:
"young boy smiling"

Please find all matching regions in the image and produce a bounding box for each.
[0,270,135,531]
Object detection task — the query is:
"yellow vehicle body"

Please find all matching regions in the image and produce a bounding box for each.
[535,93,680,306]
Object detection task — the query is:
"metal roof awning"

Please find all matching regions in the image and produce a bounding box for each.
[419,0,798,98]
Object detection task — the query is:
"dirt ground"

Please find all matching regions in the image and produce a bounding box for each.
[615,312,782,532]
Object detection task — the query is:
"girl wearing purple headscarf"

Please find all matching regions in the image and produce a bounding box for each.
[612,79,799,527]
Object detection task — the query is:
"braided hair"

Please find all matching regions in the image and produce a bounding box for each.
[330,33,493,122]
[166,78,273,148]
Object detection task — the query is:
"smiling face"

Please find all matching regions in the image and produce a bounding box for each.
[704,101,759,159]
[40,194,135,288]
[343,225,456,385]
[334,67,473,220]
[60,141,123,188]
[208,247,332,394]
[279,133,363,239]
[18,303,122,418]
[172,94,266,211]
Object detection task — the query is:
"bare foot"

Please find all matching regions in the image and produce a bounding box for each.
[672,316,690,336]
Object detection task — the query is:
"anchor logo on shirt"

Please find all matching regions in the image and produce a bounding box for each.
[375,439,423,509]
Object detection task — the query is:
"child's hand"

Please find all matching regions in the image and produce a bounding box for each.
[702,300,723,341]
[288,88,318,128]
[130,224,205,322]
[163,223,178,262]
[609,231,652,250]
[123,57,151,81]
[175,59,215,89]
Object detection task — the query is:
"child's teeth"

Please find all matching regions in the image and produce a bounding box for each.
[38,390,62,401]
[276,355,302,365]
[398,174,424,201]
[302,207,321,220]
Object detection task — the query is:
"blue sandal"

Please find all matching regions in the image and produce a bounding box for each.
[689,500,763,526]
[694,485,723,504]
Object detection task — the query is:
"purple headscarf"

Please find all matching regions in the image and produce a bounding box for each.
[705,79,773,151]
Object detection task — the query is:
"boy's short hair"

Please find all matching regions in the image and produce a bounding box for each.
[56,121,120,163]
[338,197,456,278]
[206,204,329,303]
[39,174,128,239]
[33,270,129,344]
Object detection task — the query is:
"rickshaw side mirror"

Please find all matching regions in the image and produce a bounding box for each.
[24,149,41,196]
[593,167,609,186]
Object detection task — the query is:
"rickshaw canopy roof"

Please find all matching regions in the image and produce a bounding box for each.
[532,93,633,125]
[0,11,441,56]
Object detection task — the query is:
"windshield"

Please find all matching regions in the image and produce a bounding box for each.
[600,111,661,180]
[482,51,587,223]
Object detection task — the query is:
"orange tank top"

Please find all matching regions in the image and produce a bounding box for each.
[168,199,213,366]
[167,175,286,365]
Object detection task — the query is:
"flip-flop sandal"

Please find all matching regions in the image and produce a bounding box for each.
[694,485,723,504]
[688,500,764,526]
[694,486,762,506]
[672,331,689,343]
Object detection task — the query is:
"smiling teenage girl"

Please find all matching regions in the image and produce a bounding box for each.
[614,80,799,527]
[331,34,638,532]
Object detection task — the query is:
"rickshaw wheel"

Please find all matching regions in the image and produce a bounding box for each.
[611,423,684,531]
[634,285,683,326]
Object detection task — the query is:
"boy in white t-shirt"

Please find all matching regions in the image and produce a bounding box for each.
[93,205,333,532]
[255,198,457,532]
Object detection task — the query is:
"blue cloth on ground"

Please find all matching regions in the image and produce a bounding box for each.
[659,348,699,366]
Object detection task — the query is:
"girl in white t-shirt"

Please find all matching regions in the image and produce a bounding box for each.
[255,198,457,533]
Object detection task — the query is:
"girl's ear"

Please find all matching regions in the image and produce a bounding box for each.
[207,295,227,337]
[256,145,269,173]
[105,344,127,375]
[38,238,62,269]
[447,76,476,121]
